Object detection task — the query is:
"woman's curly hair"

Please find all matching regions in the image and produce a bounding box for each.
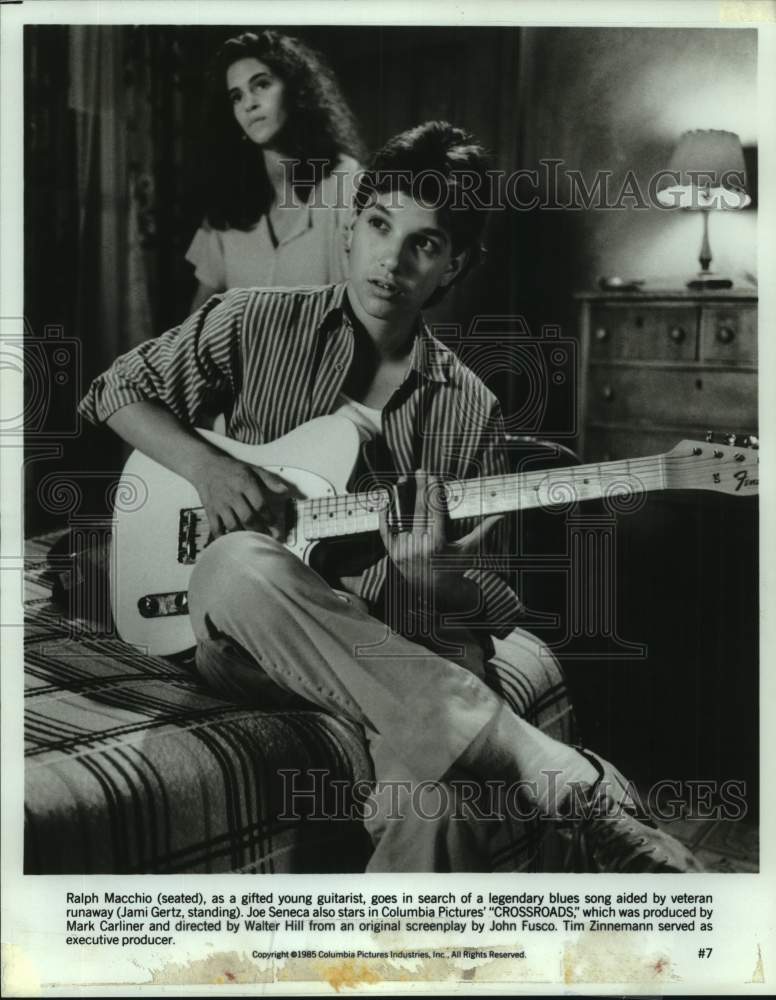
[200,30,365,230]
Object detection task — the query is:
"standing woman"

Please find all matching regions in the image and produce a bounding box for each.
[187,30,364,311]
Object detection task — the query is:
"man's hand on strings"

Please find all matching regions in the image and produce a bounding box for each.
[378,470,504,595]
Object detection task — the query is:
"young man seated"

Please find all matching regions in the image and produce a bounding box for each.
[79,121,701,874]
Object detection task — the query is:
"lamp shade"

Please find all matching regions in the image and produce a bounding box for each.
[656,129,751,210]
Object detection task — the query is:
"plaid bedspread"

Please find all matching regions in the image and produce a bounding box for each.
[24,532,575,874]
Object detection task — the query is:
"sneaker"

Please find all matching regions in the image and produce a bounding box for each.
[564,748,704,873]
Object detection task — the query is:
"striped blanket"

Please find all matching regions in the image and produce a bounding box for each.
[23,532,575,873]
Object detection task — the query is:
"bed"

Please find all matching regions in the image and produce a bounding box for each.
[23,530,575,873]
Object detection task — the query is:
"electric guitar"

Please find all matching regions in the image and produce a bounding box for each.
[110,415,758,654]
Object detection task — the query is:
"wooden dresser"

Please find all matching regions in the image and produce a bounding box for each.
[565,289,758,794]
[575,289,757,462]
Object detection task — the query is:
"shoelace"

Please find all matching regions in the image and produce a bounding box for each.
[582,814,664,872]
[561,747,691,872]
[572,746,650,821]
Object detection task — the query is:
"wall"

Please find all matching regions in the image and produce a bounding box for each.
[515,27,757,330]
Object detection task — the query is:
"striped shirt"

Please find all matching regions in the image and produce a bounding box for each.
[79,282,523,640]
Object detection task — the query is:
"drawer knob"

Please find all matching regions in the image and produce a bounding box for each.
[594,326,609,342]
[669,325,686,344]
[716,326,736,344]
[601,385,614,401]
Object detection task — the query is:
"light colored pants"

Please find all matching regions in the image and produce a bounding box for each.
[188,531,551,871]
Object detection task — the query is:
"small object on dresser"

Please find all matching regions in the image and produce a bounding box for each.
[598,276,645,292]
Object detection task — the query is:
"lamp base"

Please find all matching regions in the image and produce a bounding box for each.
[687,274,733,290]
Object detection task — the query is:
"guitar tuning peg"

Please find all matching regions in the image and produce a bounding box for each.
[705,431,731,446]
[731,433,759,449]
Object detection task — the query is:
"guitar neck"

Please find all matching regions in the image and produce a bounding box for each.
[449,454,668,519]
[301,454,667,540]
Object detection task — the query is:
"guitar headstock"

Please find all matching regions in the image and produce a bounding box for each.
[664,432,759,497]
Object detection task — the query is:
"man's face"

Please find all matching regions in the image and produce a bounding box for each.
[346,189,466,325]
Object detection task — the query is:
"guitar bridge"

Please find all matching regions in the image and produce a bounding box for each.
[178,507,207,564]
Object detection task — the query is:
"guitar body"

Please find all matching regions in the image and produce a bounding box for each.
[111,415,363,655]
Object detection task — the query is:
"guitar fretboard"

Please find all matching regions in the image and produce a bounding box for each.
[300,454,669,540]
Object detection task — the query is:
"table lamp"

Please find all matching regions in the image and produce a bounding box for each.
[656,129,750,289]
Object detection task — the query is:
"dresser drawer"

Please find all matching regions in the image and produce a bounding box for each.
[589,305,697,361]
[700,304,757,366]
[587,367,758,429]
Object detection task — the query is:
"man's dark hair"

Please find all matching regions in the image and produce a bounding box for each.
[354,121,491,297]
